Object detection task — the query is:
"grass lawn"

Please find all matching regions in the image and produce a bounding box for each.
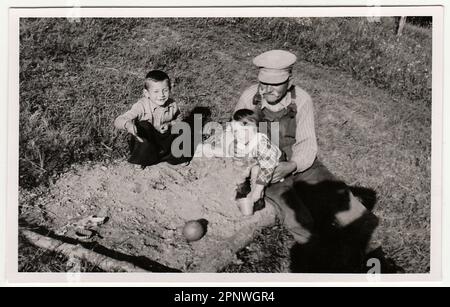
[18,18,431,273]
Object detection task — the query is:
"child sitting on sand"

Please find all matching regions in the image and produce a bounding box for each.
[230,109,282,210]
[114,70,182,167]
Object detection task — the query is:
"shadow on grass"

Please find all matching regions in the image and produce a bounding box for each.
[280,180,404,273]
[19,221,180,273]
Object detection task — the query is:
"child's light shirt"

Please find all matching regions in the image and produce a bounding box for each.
[115,97,182,133]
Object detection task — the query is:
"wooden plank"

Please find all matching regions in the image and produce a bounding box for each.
[397,16,407,36]
[21,229,149,272]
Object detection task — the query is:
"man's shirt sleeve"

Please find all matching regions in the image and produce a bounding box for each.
[235,84,259,113]
[291,90,318,172]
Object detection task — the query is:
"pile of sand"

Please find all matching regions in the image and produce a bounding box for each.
[21,157,276,272]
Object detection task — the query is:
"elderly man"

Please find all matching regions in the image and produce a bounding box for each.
[235,50,378,248]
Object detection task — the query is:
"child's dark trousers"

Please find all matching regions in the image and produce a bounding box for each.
[128,120,177,167]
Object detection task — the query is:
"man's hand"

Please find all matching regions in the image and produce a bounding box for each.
[271,161,297,183]
[125,121,144,143]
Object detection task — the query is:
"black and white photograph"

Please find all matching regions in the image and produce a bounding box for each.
[5,4,445,283]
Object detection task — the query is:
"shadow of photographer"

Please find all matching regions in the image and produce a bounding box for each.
[277,179,404,273]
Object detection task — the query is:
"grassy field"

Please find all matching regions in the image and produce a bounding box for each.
[18,17,431,273]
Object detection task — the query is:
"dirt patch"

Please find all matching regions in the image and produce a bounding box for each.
[20,157,276,272]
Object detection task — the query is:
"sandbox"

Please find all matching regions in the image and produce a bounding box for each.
[20,157,277,272]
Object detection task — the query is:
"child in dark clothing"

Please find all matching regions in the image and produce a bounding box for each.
[114,70,182,167]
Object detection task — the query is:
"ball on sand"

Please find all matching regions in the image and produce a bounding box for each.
[183,220,206,242]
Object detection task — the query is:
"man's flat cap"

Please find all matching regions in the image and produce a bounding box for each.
[253,50,297,84]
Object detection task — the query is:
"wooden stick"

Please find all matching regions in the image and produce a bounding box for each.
[21,229,148,272]
[397,16,407,36]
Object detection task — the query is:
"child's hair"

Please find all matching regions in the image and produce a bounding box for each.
[232,109,261,126]
[144,70,171,90]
